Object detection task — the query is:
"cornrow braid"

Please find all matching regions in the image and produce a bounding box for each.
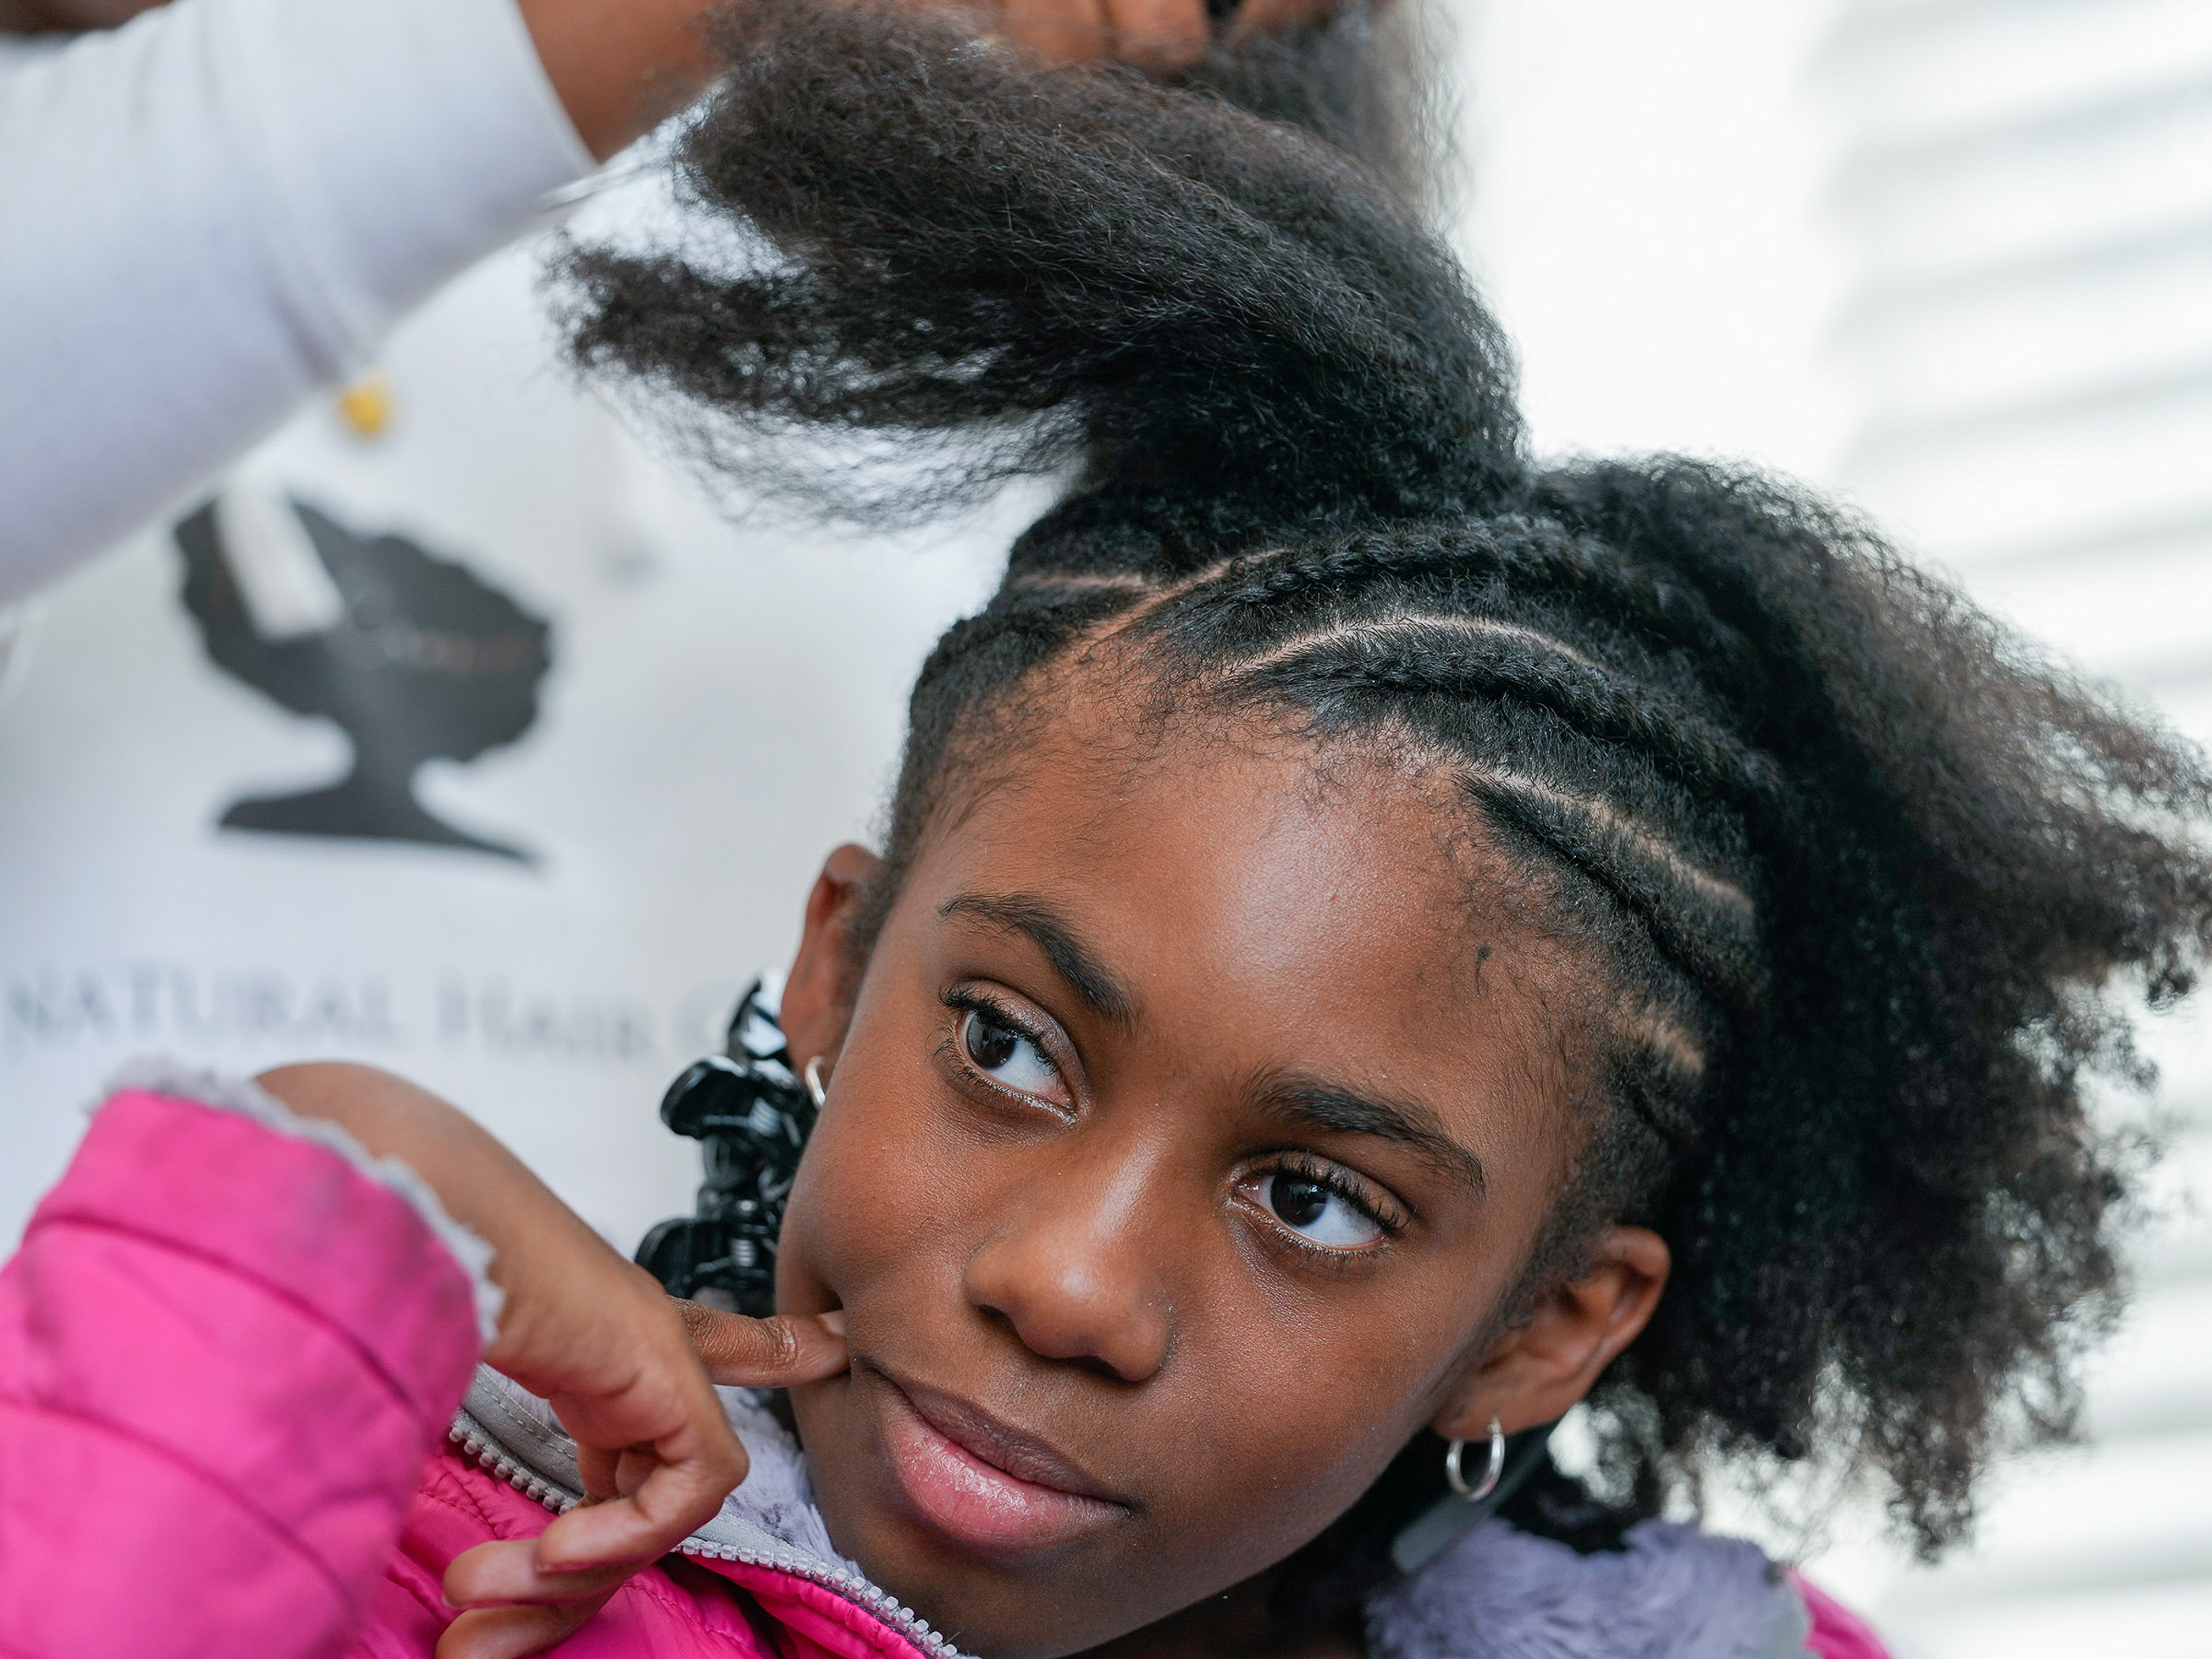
[1092,540,1777,1155]
[1465,769,1763,1021]
[570,0,2212,1610]
[1205,524,1760,681]
[1209,612,1791,818]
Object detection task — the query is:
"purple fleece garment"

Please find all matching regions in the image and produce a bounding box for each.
[1368,1514,1808,1659]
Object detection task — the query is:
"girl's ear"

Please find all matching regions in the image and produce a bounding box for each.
[779,843,884,1075]
[1431,1226,1671,1441]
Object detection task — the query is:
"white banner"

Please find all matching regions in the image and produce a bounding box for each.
[0,235,1027,1251]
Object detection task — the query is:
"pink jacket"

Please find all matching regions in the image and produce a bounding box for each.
[0,1074,1888,1659]
[0,1074,946,1659]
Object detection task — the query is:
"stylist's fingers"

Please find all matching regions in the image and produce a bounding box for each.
[997,0,1108,63]
[1100,0,1209,68]
[1230,0,1341,36]
[678,1303,850,1389]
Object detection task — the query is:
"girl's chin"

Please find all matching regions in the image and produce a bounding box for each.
[872,1377,1128,1556]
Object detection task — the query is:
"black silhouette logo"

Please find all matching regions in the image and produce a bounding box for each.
[176,497,552,862]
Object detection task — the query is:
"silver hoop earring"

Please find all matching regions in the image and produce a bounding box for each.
[802,1054,830,1109]
[1445,1417,1505,1502]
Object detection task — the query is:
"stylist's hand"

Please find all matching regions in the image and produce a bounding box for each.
[987,0,1338,70]
[528,0,1350,160]
[254,1063,848,1659]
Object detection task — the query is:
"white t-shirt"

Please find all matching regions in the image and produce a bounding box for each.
[0,1,1028,1249]
[0,0,592,601]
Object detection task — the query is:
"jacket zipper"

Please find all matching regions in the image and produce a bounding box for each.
[446,1420,964,1659]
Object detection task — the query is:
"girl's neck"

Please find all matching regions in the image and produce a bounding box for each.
[1075,1571,1363,1659]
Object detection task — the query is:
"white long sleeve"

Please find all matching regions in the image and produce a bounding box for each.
[0,0,594,604]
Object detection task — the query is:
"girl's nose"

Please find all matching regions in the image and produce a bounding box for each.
[961,1150,1175,1383]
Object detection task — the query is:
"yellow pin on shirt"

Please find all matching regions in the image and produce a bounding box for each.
[336,371,393,440]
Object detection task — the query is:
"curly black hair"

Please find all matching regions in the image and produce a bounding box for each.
[563,0,2212,1601]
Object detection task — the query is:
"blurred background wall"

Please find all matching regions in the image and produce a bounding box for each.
[1458,0,2212,1653]
[0,231,1030,1255]
[0,0,2204,1652]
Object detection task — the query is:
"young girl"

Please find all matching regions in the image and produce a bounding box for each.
[6,4,2206,1657]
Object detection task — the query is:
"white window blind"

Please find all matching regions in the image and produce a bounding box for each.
[1805,1,2212,1653]
[1458,0,2212,1650]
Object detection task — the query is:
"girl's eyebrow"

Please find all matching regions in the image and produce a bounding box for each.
[939,890,1140,1033]
[1258,1077,1488,1195]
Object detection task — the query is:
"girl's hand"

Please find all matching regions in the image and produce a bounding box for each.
[252,1064,848,1659]
[437,1300,848,1659]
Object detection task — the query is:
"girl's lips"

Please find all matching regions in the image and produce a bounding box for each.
[874,1371,1129,1553]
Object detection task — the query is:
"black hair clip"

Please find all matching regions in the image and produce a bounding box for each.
[634,980,818,1315]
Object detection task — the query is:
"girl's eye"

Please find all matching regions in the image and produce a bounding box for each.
[957,1007,1063,1100]
[1255,1170,1384,1250]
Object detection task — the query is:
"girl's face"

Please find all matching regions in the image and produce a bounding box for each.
[776,704,1666,1659]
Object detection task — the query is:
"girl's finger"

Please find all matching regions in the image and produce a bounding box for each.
[677,1303,850,1387]
[530,1437,743,1571]
[1100,0,1209,68]
[436,1597,611,1659]
[574,1441,621,1506]
[444,1540,634,1607]
[615,1443,664,1497]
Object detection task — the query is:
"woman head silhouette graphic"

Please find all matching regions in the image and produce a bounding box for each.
[175,495,552,862]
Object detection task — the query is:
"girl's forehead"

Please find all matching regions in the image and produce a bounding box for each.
[959,692,1523,933]
[907,707,1585,1137]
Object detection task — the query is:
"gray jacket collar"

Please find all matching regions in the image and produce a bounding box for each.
[1370,1500,1809,1659]
[453,1366,1807,1659]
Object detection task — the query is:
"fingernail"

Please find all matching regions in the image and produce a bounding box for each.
[817,1310,847,1337]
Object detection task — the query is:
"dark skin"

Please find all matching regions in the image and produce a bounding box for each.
[0,0,1337,156]
[252,693,1665,1659]
[773,695,1671,1659]
[249,1062,852,1659]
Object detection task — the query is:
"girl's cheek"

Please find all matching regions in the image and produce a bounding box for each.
[780,1059,971,1311]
